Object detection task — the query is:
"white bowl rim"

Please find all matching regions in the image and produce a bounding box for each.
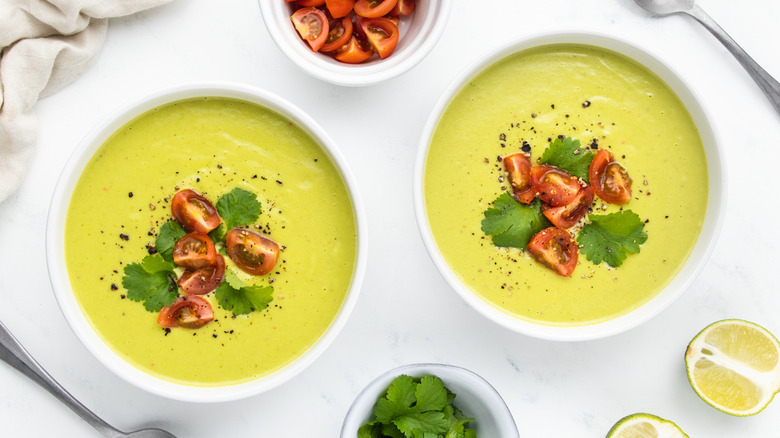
[259,0,453,86]
[45,81,369,402]
[340,362,519,437]
[413,30,727,342]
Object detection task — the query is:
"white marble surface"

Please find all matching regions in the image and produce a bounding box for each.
[1,0,779,436]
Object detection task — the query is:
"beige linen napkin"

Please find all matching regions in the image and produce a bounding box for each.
[0,0,171,203]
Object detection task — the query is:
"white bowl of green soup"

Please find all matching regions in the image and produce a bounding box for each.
[46,83,367,401]
[414,32,725,341]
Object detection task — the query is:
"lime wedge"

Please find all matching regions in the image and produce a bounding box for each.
[685,319,780,416]
[606,413,688,438]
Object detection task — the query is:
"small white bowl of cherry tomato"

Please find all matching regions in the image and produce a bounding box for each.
[259,0,452,86]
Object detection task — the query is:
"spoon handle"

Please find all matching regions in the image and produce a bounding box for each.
[0,321,124,438]
[686,4,780,115]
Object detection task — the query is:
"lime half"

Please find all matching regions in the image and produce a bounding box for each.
[606,413,688,438]
[685,319,780,416]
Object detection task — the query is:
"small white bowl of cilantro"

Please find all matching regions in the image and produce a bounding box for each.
[341,363,519,438]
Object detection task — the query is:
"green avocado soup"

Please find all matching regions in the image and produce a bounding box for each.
[65,97,357,386]
[424,44,708,326]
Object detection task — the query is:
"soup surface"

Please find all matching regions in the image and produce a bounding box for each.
[66,97,357,385]
[424,44,708,326]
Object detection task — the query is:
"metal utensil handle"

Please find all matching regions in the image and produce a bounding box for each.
[0,321,124,438]
[687,4,780,115]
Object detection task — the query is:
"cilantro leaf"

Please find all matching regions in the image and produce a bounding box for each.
[155,220,186,262]
[216,187,262,232]
[214,273,273,316]
[481,193,551,249]
[363,375,476,438]
[540,137,595,182]
[122,255,179,312]
[393,412,449,437]
[576,210,648,268]
[415,376,448,412]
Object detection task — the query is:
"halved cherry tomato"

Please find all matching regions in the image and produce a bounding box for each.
[226,228,280,276]
[542,186,595,229]
[354,0,399,18]
[296,0,326,6]
[390,0,414,15]
[503,153,534,204]
[171,189,221,234]
[325,0,355,18]
[589,149,633,205]
[173,232,217,270]
[529,165,582,207]
[291,7,329,52]
[334,35,374,63]
[178,255,225,296]
[321,16,354,52]
[526,227,579,277]
[359,17,399,59]
[157,296,214,329]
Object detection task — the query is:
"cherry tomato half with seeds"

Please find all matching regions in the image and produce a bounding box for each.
[530,165,582,207]
[526,227,579,277]
[173,232,218,270]
[226,228,280,276]
[325,0,355,18]
[171,189,221,234]
[334,35,374,63]
[321,16,354,52]
[359,17,399,59]
[354,0,399,18]
[177,254,225,296]
[291,7,329,52]
[157,296,214,329]
[503,153,535,204]
[589,149,633,205]
[390,0,414,15]
[296,0,326,6]
[542,186,595,229]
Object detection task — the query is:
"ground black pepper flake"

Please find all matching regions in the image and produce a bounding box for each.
[531,112,537,118]
[521,142,531,153]
[276,180,283,185]
[110,284,118,291]
[119,233,129,241]
[582,100,591,108]
[128,192,134,198]
[499,133,506,141]
[164,328,171,336]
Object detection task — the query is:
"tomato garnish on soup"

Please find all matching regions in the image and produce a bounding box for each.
[503,153,535,204]
[589,149,633,205]
[526,227,579,277]
[171,189,221,234]
[226,228,281,276]
[542,186,595,229]
[177,254,225,296]
[173,232,218,270]
[157,296,214,329]
[529,165,582,207]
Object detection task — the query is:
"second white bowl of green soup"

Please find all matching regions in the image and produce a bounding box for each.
[46,83,367,401]
[414,31,725,341]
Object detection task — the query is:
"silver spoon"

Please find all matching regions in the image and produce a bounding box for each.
[0,320,177,438]
[633,0,780,115]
